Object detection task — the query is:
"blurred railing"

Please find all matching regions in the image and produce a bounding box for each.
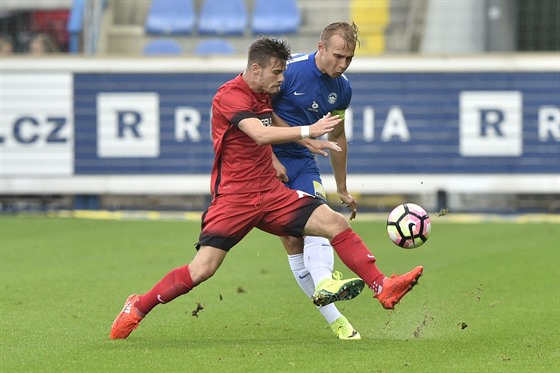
[67,0,106,54]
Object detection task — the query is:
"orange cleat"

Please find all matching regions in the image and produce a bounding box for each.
[375,266,423,310]
[110,294,143,339]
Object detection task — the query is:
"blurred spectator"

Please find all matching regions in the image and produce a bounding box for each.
[28,32,60,54]
[0,34,15,55]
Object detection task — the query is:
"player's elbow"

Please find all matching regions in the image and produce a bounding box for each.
[252,134,271,146]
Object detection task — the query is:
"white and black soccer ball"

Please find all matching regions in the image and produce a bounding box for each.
[386,203,431,249]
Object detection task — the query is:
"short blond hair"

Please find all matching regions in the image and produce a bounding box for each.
[320,22,360,49]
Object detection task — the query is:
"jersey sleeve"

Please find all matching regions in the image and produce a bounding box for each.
[217,87,254,127]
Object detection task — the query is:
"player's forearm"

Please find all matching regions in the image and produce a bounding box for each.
[329,130,348,193]
[328,126,350,192]
[272,113,312,147]
[271,127,305,144]
[268,113,303,143]
[330,145,349,193]
[240,115,339,145]
[253,126,313,145]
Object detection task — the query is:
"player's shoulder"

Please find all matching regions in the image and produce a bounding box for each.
[285,53,314,83]
[217,75,241,92]
[223,75,251,94]
[287,53,311,67]
[215,78,251,105]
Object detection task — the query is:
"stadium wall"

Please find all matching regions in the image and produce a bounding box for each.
[1,55,559,202]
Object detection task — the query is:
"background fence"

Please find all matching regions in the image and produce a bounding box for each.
[0,0,559,213]
[1,55,558,212]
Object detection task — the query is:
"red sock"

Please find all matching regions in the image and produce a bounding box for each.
[331,228,386,293]
[135,265,194,315]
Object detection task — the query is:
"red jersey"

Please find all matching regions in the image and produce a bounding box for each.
[210,73,279,197]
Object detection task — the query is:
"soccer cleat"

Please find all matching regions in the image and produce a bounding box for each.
[311,271,365,307]
[330,316,361,340]
[375,266,423,310]
[110,294,143,340]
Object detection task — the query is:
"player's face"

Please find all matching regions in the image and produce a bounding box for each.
[317,34,355,78]
[257,58,286,94]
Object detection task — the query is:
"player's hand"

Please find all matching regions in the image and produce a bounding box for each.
[310,113,340,138]
[299,138,341,157]
[339,192,357,220]
[272,156,289,182]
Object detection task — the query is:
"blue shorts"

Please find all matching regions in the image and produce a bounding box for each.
[276,156,327,202]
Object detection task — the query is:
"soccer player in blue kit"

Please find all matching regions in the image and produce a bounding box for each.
[271,22,362,339]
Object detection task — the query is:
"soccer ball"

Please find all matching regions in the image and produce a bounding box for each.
[386,203,431,248]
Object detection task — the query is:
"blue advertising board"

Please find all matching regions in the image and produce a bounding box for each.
[74,72,560,175]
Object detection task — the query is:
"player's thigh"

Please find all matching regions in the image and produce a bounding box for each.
[198,194,262,251]
[258,184,323,237]
[303,204,350,240]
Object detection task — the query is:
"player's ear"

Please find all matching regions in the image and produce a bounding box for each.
[250,62,261,76]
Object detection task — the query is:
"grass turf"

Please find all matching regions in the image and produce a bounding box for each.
[0,215,558,372]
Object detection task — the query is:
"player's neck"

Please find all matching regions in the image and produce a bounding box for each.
[242,72,263,93]
[314,52,327,74]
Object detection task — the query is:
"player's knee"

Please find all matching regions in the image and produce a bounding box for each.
[319,210,350,239]
[189,265,216,285]
[331,211,351,232]
[189,247,225,284]
[306,207,350,239]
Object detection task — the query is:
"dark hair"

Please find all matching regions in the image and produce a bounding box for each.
[320,22,360,49]
[247,36,291,68]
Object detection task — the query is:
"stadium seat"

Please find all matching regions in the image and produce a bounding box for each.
[145,0,196,35]
[251,0,301,35]
[143,39,183,55]
[198,0,248,35]
[195,39,235,56]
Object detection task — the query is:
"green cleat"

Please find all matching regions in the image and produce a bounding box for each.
[330,316,361,340]
[311,271,365,307]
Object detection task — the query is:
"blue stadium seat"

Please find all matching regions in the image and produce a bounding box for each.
[143,39,183,55]
[251,0,301,35]
[145,0,196,35]
[195,39,236,56]
[198,0,248,35]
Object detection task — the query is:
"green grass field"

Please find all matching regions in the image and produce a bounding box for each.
[1,214,559,372]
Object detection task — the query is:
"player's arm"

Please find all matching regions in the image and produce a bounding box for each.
[271,112,342,156]
[238,113,339,145]
[328,109,357,220]
[271,152,288,182]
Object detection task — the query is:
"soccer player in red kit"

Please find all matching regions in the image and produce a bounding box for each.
[110,37,423,340]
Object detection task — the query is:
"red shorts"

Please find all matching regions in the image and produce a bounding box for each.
[196,182,324,251]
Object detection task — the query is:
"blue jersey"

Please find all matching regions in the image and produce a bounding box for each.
[272,52,352,159]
